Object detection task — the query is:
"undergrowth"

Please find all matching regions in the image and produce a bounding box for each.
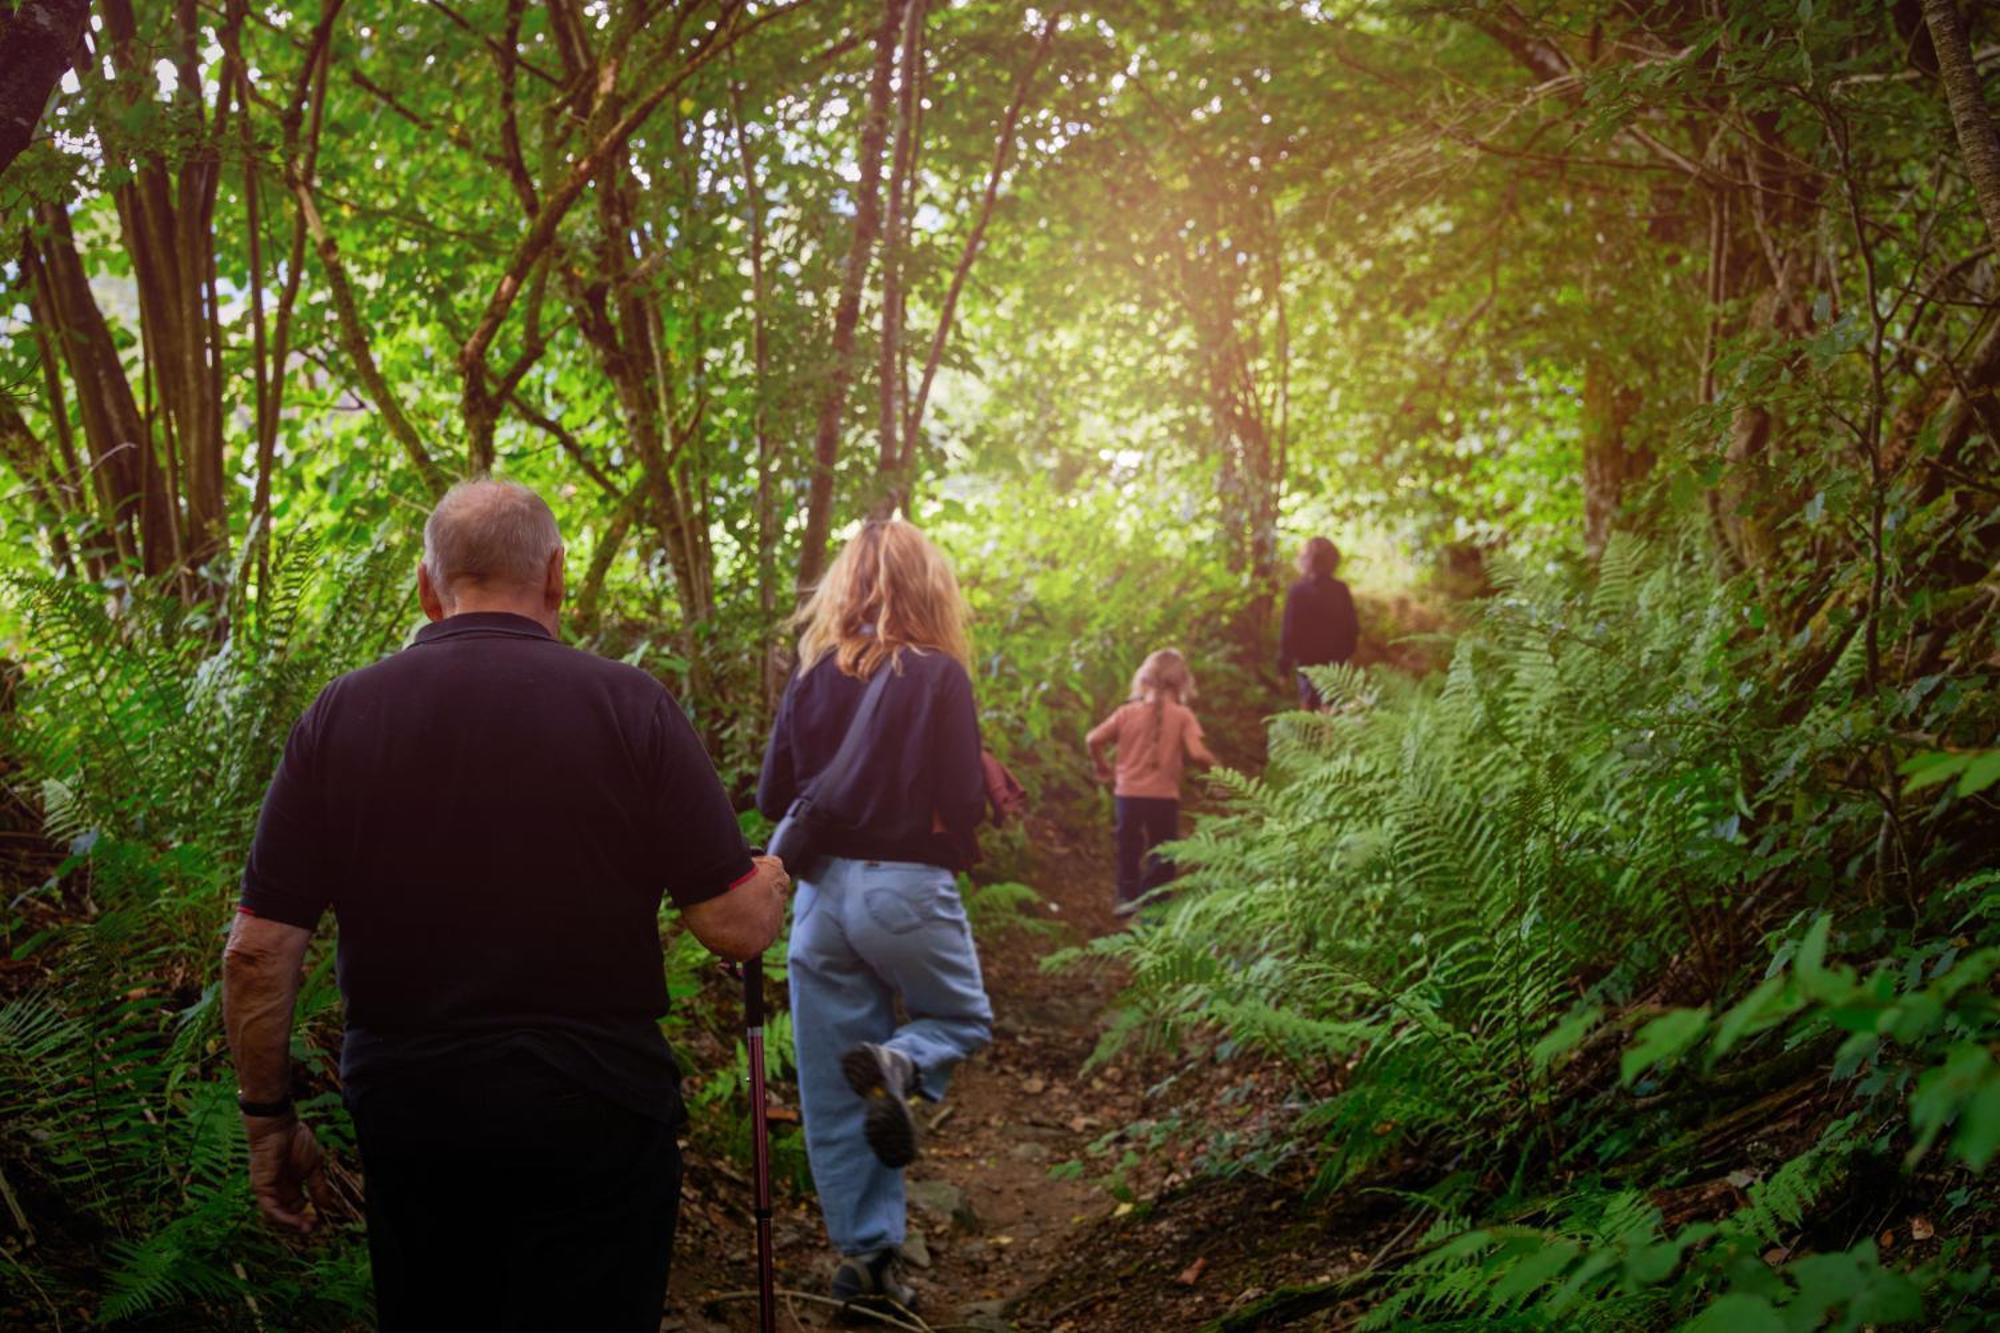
[0,537,409,1327]
[1067,536,1999,1331]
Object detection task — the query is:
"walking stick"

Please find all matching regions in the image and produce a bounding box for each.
[743,957,777,1333]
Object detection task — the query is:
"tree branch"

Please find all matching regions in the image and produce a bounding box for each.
[904,10,1060,449]
[797,0,905,591]
[0,0,89,178]
[289,175,449,496]
[457,0,806,382]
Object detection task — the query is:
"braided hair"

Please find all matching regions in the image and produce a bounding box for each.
[1128,648,1196,758]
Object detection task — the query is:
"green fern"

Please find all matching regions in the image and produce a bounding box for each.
[0,536,410,1327]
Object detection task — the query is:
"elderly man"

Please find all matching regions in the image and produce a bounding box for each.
[222,479,788,1331]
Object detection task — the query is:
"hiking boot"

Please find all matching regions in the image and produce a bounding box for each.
[841,1043,921,1168]
[831,1247,918,1315]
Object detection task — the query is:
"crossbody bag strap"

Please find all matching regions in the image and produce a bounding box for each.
[801,662,897,810]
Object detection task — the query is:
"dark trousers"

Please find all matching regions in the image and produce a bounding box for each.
[350,1057,683,1333]
[1296,670,1325,711]
[1114,796,1180,905]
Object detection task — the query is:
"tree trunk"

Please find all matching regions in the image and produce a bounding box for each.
[1712,110,1821,588]
[99,0,233,576]
[574,486,644,638]
[797,0,904,592]
[25,207,172,574]
[873,0,925,516]
[1582,357,1647,559]
[904,11,1060,452]
[1924,0,2000,246]
[728,76,784,712]
[0,0,88,178]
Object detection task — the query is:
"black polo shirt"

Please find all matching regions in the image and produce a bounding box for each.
[238,611,753,1123]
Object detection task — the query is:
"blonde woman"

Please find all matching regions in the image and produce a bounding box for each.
[756,519,993,1312]
[1086,649,1219,915]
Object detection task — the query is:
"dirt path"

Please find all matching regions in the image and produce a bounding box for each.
[667,808,1141,1333]
[668,678,1381,1333]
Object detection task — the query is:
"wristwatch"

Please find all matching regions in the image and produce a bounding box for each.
[236,1092,294,1117]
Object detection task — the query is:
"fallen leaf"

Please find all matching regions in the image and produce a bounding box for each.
[1911,1215,1934,1241]
[1175,1257,1208,1287]
[1022,1075,1047,1095]
[1879,1229,1896,1252]
[1112,1202,1134,1218]
[993,1235,1014,1246]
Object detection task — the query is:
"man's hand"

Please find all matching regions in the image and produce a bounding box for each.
[1093,762,1115,785]
[244,1113,335,1233]
[683,854,791,962]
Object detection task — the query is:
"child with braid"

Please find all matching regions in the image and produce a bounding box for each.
[1086,649,1218,916]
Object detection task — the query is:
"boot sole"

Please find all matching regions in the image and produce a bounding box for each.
[841,1048,919,1168]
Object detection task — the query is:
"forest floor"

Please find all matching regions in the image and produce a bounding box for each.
[665,614,1451,1333]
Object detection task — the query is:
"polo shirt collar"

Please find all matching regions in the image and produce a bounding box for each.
[415,611,556,644]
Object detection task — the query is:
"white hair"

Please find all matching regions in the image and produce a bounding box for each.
[421,479,562,598]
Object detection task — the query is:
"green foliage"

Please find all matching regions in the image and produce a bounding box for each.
[0,541,409,1326]
[1080,535,1998,1327]
[934,475,1255,805]
[1631,892,2000,1176]
[1899,750,2000,800]
[1355,1120,1943,1331]
[963,879,1059,938]
[683,1005,814,1197]
[1085,537,1753,1183]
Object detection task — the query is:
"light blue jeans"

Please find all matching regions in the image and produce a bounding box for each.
[788,856,993,1256]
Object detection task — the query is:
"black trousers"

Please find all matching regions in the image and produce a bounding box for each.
[1114,796,1180,905]
[1296,670,1325,710]
[350,1057,683,1333]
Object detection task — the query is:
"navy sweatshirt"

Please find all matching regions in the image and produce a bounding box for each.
[756,649,986,871]
[1278,574,1359,675]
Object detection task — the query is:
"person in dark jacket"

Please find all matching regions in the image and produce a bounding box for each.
[757,518,993,1314]
[1278,536,1359,710]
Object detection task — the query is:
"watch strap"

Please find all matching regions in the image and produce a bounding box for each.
[237,1092,294,1117]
